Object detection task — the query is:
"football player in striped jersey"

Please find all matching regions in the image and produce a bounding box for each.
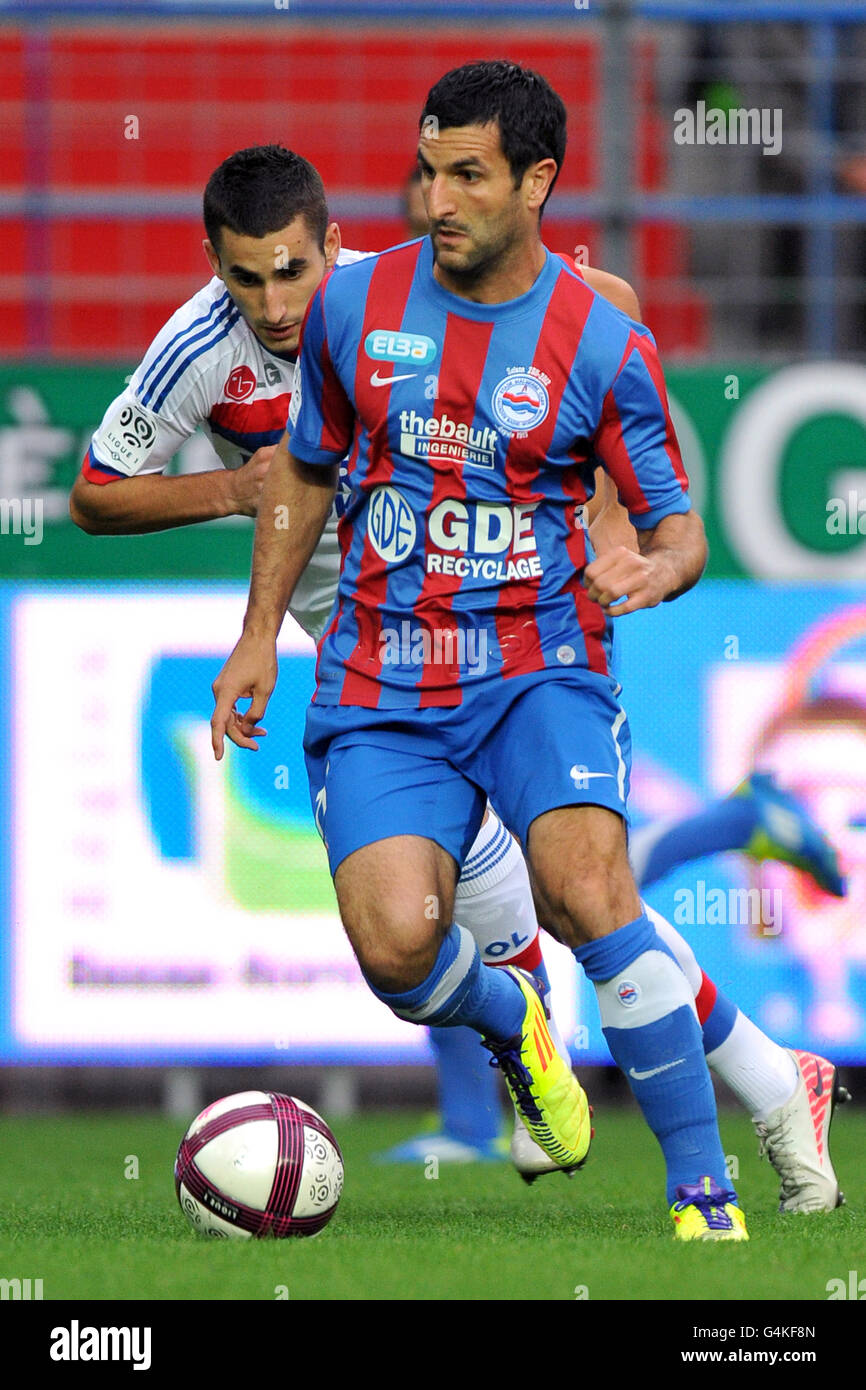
[72,141,846,1221]
[210,67,741,1236]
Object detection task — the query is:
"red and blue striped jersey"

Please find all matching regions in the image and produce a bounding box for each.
[289,237,691,709]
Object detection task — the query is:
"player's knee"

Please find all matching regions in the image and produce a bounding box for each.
[539,858,640,944]
[348,918,442,994]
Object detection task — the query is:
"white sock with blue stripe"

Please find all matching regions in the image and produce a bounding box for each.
[456,810,568,1058]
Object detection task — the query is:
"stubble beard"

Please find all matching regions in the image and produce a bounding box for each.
[431,208,521,291]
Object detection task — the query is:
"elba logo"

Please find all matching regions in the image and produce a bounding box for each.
[617,980,640,1007]
[365,329,437,366]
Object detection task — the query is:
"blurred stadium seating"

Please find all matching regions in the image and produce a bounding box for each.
[0,23,708,357]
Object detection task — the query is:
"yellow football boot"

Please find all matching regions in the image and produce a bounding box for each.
[482,966,592,1172]
[671,1177,749,1241]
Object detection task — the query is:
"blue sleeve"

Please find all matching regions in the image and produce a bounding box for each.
[594,331,691,529]
[288,279,355,467]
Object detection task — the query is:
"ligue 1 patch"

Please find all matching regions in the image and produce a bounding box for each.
[223,364,257,402]
[288,360,302,425]
[91,399,158,475]
[491,369,550,434]
[367,484,417,564]
[617,980,640,1008]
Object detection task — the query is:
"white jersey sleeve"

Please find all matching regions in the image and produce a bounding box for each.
[85,280,241,481]
[83,253,361,650]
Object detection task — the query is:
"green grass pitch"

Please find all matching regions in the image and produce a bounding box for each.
[0,1105,862,1302]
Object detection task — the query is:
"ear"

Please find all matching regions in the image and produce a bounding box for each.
[524,158,558,213]
[323,221,341,270]
[203,237,223,281]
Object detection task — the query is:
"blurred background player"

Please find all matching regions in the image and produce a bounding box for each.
[746,606,866,1045]
[402,166,429,238]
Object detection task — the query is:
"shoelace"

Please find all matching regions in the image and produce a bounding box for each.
[482,1037,543,1123]
[755,1113,807,1202]
[674,1182,737,1229]
[691,1199,734,1230]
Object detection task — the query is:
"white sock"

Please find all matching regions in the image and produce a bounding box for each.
[457,811,570,1062]
[706,1016,799,1120]
[456,810,540,964]
[646,903,799,1117]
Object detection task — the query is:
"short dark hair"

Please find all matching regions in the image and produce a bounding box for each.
[203,145,329,252]
[419,60,567,212]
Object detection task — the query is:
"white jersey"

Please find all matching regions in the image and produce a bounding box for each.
[86,250,369,641]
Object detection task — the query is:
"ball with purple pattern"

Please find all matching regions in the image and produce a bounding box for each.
[175,1090,344,1239]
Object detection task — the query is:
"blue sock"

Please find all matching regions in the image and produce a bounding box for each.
[428,1027,502,1145]
[630,797,757,887]
[366,924,526,1041]
[574,913,731,1204]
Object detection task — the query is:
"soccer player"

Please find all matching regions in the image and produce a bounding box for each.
[72,143,846,1219]
[384,165,849,1200]
[210,63,754,1238]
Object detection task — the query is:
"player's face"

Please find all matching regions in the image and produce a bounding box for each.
[417,122,552,286]
[204,217,340,357]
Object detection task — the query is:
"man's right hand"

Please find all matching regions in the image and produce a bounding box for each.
[211,629,278,760]
[224,444,277,517]
[69,442,279,536]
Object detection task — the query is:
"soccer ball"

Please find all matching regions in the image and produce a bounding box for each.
[174,1090,343,1239]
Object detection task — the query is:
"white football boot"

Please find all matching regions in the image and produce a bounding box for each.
[754,1048,851,1212]
[510,1109,581,1182]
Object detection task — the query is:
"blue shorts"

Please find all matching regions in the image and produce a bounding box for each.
[303,670,632,875]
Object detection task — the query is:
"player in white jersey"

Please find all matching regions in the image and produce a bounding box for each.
[70,150,361,632]
[71,145,847,1212]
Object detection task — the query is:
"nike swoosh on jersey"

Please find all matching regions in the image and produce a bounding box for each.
[370,370,417,387]
[628,1058,686,1081]
[570,768,614,781]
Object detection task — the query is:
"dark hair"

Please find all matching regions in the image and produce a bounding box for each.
[419,60,567,212]
[203,145,328,252]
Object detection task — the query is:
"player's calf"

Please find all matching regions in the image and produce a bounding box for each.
[529,809,740,1215]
